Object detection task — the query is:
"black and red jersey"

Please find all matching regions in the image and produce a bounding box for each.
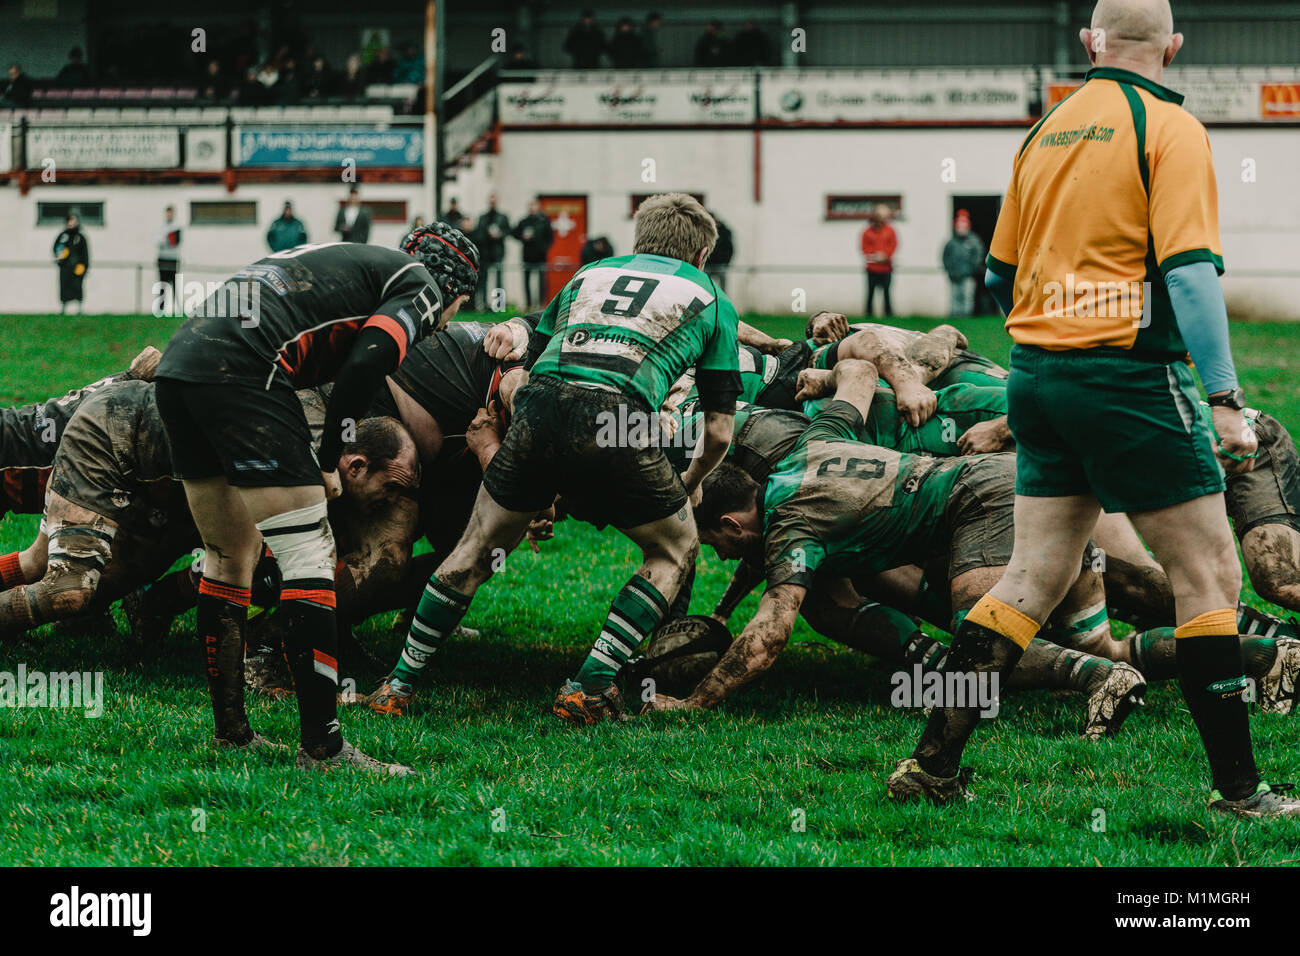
[156,243,445,390]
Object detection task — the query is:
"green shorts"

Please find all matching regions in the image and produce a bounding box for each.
[930,350,1009,389]
[1007,345,1224,513]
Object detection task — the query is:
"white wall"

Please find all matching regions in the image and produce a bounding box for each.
[1,126,1297,317]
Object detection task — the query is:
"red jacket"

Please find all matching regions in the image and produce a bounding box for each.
[861,224,897,274]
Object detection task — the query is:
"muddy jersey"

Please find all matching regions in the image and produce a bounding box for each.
[1,370,132,469]
[389,321,525,437]
[156,243,445,390]
[529,254,740,411]
[664,403,810,478]
[761,402,967,589]
[803,383,1008,456]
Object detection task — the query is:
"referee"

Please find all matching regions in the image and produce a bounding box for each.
[888,0,1299,816]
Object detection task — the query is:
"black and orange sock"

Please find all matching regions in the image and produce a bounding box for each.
[1174,609,1260,800]
[913,595,1039,779]
[197,578,253,744]
[280,579,343,759]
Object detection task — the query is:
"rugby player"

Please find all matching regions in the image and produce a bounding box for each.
[0,346,161,588]
[372,193,740,725]
[153,224,477,773]
[887,0,1299,815]
[647,359,1146,739]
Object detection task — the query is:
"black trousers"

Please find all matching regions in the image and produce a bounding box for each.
[523,262,547,309]
[865,271,893,317]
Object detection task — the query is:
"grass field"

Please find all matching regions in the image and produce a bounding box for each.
[2,311,1299,867]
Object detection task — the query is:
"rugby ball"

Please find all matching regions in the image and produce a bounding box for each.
[623,615,734,699]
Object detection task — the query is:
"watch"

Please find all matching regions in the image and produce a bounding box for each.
[1207,387,1246,410]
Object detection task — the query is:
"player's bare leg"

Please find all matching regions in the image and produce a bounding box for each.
[1092,510,1175,629]
[368,484,536,715]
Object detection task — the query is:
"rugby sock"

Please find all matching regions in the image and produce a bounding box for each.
[1039,601,1110,653]
[0,552,28,590]
[837,602,947,669]
[574,575,670,688]
[1005,639,1110,694]
[391,576,472,686]
[1128,626,1278,683]
[1174,609,1260,801]
[1237,603,1300,642]
[913,595,1038,779]
[279,580,343,758]
[196,578,253,745]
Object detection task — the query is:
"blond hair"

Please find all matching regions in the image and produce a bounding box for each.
[633,193,717,264]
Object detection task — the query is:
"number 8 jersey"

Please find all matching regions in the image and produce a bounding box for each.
[529,254,741,412]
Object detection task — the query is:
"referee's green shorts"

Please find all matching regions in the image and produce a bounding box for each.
[1007,344,1224,513]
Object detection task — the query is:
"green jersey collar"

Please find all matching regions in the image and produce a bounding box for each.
[1085,66,1184,105]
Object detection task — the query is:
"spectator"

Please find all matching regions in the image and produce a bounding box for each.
[52,211,89,315]
[732,19,773,66]
[157,205,182,310]
[512,199,555,309]
[237,66,266,105]
[580,235,614,265]
[505,43,539,72]
[267,200,308,252]
[460,216,488,309]
[274,57,300,105]
[477,194,511,310]
[941,209,984,318]
[861,204,898,317]
[366,47,396,85]
[56,47,89,86]
[200,60,230,100]
[410,215,426,231]
[441,198,465,231]
[394,42,423,84]
[643,12,664,67]
[705,211,734,291]
[694,21,730,67]
[334,186,372,243]
[256,59,280,92]
[609,18,646,69]
[2,64,33,107]
[336,55,366,98]
[302,56,333,99]
[564,11,606,69]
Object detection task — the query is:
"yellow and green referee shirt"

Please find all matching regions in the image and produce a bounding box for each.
[987,66,1224,357]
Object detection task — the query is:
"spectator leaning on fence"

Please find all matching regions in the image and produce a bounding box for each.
[941,210,984,318]
[564,11,606,68]
[267,201,308,252]
[2,64,33,107]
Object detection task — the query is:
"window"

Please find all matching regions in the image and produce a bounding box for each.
[37,201,104,227]
[190,201,258,225]
[341,199,407,223]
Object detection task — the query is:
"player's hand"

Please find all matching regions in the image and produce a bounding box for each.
[794,367,834,403]
[808,311,850,345]
[658,410,679,441]
[525,505,556,553]
[321,470,343,500]
[894,382,937,427]
[483,320,528,361]
[466,407,504,464]
[1212,406,1257,475]
[760,337,795,356]
[642,693,696,713]
[957,419,1011,455]
[128,346,162,381]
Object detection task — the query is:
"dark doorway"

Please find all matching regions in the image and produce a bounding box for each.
[951,194,1002,315]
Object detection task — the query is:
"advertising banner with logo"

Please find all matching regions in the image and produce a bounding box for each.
[761,70,1031,123]
[499,72,754,126]
[27,126,180,169]
[235,128,424,167]
[1045,72,1300,123]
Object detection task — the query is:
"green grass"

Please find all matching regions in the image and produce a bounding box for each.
[2,311,1299,866]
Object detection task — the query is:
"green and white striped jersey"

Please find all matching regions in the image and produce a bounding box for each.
[530,254,741,411]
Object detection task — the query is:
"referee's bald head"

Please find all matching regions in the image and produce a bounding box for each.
[1082,0,1183,71]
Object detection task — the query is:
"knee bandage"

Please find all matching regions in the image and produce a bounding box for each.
[256,501,335,584]
[44,516,116,592]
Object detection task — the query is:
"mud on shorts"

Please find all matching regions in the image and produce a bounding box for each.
[930,349,1010,389]
[1225,411,1300,538]
[753,340,814,411]
[942,452,1017,578]
[1007,345,1224,514]
[154,377,323,487]
[482,374,688,530]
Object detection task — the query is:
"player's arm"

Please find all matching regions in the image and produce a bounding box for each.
[805,311,851,345]
[319,324,407,472]
[794,359,879,422]
[1150,118,1253,473]
[126,346,162,381]
[712,557,765,623]
[957,416,1014,455]
[681,409,733,499]
[833,331,935,426]
[737,319,793,356]
[681,297,743,496]
[985,155,1021,318]
[650,583,806,711]
[483,310,547,362]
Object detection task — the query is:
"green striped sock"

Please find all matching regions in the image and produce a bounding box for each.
[1040,601,1110,650]
[574,575,669,688]
[391,576,472,686]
